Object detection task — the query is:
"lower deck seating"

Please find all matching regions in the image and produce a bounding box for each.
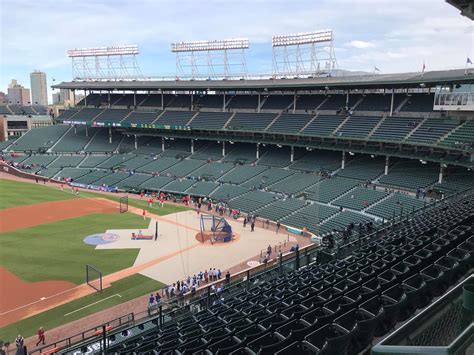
[186,181,220,196]
[318,210,373,235]
[220,165,267,184]
[379,161,438,190]
[337,156,385,181]
[306,177,360,203]
[280,203,339,234]
[255,198,307,221]
[366,192,425,220]
[268,172,321,195]
[211,184,250,201]
[332,187,389,211]
[229,190,276,213]
[242,168,295,189]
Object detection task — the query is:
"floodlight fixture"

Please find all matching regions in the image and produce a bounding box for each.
[171,38,249,52]
[272,30,333,47]
[67,45,139,57]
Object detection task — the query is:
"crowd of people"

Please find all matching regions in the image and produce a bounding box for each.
[148,269,232,310]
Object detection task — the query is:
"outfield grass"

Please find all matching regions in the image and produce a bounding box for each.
[0,213,150,284]
[0,179,77,209]
[0,274,164,342]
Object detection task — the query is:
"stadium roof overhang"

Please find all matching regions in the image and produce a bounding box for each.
[446,0,474,20]
[52,68,474,92]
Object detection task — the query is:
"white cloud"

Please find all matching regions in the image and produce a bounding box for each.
[347,40,375,49]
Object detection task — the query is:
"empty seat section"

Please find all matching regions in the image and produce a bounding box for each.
[255,198,306,221]
[227,95,259,109]
[223,143,257,163]
[49,155,84,168]
[166,94,191,108]
[332,187,389,210]
[189,112,232,130]
[140,94,174,107]
[56,109,80,121]
[261,95,293,110]
[281,203,338,233]
[226,112,276,131]
[93,109,131,123]
[399,93,434,112]
[306,177,360,203]
[441,119,474,148]
[356,94,405,112]
[220,165,267,184]
[336,116,381,138]
[258,146,296,167]
[229,190,276,213]
[191,141,223,161]
[84,129,121,152]
[405,119,459,144]
[290,149,341,172]
[140,176,174,191]
[115,173,151,191]
[366,192,425,219]
[156,111,195,126]
[163,159,205,177]
[195,94,224,109]
[12,125,70,151]
[243,168,295,189]
[301,115,345,136]
[192,162,235,181]
[267,114,313,133]
[370,116,423,141]
[121,111,161,125]
[137,157,179,174]
[379,160,438,190]
[337,156,385,181]
[68,108,104,123]
[269,172,321,195]
[318,211,373,235]
[211,184,250,201]
[52,126,97,152]
[296,95,327,111]
[186,181,219,196]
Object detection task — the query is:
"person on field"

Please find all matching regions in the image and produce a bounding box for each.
[142,209,146,220]
[36,327,45,346]
[75,187,79,195]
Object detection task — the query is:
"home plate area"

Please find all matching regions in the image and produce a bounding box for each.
[93,210,289,285]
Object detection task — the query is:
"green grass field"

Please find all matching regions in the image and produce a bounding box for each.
[0,213,149,284]
[0,178,188,343]
[0,274,164,342]
[0,179,77,209]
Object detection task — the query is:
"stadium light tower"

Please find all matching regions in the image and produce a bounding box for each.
[271,30,337,78]
[171,38,249,80]
[67,45,142,81]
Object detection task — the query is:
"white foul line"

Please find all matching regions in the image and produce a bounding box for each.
[63,294,122,317]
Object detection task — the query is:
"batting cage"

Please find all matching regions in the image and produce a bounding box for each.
[199,214,233,244]
[119,196,128,213]
[86,264,103,292]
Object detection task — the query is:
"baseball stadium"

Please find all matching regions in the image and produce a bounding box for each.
[1,1,474,354]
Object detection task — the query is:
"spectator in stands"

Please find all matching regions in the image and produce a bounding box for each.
[148,294,155,307]
[36,327,45,346]
[15,335,25,355]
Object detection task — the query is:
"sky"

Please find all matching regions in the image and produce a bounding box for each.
[1,0,473,102]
